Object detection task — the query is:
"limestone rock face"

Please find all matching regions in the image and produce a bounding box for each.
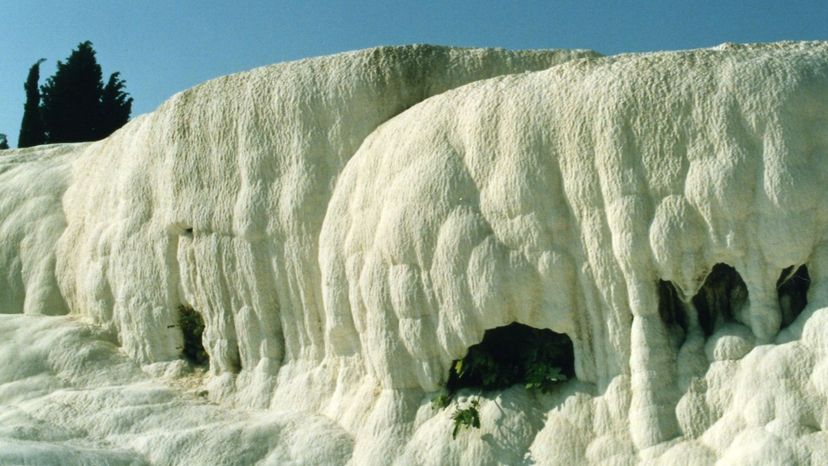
[1,42,828,465]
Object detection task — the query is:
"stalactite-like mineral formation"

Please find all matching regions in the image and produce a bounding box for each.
[1,42,827,465]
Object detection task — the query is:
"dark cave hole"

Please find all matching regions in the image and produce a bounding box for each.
[178,304,209,367]
[446,322,575,394]
[658,279,689,346]
[777,265,810,327]
[692,263,748,337]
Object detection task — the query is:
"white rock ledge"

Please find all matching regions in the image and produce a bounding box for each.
[1,42,827,465]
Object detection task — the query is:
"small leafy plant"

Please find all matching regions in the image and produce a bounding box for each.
[451,398,481,439]
[524,362,567,393]
[431,391,451,410]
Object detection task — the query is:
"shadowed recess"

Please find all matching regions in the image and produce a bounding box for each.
[446,322,575,393]
[692,264,748,337]
[658,279,688,349]
[178,304,209,367]
[777,265,810,327]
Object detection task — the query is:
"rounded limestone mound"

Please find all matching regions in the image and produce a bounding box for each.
[320,40,828,461]
[2,42,828,465]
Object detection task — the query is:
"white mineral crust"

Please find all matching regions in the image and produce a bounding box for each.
[1,42,827,465]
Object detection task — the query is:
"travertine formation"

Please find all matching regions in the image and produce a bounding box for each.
[1,42,827,465]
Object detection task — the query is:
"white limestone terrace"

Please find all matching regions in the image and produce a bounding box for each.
[0,42,827,465]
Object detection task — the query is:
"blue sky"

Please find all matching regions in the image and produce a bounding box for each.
[2,1,826,147]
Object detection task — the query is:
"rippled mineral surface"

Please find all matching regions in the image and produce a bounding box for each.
[1,42,827,465]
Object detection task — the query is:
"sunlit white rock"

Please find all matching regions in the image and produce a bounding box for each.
[1,42,827,465]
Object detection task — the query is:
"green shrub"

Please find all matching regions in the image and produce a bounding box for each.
[431,391,451,410]
[524,361,567,393]
[451,398,480,439]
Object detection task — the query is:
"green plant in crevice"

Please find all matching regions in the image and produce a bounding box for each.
[446,322,573,394]
[433,323,575,439]
[431,391,451,410]
[452,346,510,388]
[520,333,569,393]
[177,304,209,366]
[451,398,481,439]
[524,359,567,393]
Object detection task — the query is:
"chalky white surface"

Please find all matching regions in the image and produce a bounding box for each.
[1,42,827,465]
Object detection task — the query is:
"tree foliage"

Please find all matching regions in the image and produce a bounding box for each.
[99,72,132,138]
[39,41,132,144]
[18,59,46,148]
[0,134,8,150]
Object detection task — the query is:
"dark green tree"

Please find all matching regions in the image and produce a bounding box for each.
[98,72,133,139]
[18,59,47,148]
[0,134,9,150]
[40,41,132,143]
[40,41,103,143]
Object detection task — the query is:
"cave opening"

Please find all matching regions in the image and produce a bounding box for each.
[446,322,575,394]
[178,304,209,367]
[658,279,689,348]
[692,263,748,337]
[777,265,810,327]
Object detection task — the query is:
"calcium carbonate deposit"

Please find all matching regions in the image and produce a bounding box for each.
[1,42,827,465]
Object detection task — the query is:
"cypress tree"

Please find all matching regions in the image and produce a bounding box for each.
[98,72,133,139]
[18,59,47,148]
[40,41,104,143]
[39,41,132,143]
